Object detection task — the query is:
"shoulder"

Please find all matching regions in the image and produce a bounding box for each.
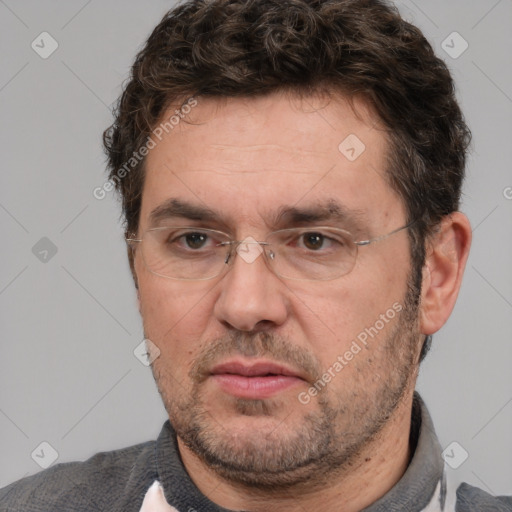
[456,482,512,511]
[0,440,156,512]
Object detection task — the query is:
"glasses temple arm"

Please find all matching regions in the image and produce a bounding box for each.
[354,219,417,246]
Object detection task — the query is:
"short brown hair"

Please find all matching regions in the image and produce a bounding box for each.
[103,0,470,335]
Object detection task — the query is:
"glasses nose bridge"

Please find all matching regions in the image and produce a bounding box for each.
[222,237,274,268]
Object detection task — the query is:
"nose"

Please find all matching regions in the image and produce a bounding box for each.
[213,241,289,332]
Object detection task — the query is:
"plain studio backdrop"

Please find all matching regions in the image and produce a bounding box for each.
[0,0,511,496]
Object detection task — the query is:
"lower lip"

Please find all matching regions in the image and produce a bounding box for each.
[211,374,303,399]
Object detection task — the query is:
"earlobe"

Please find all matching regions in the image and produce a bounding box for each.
[419,212,472,335]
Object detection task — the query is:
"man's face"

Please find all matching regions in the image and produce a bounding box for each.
[134,92,422,486]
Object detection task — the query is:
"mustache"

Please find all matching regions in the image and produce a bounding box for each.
[189,331,323,385]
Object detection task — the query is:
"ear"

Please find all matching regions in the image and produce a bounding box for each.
[419,212,472,335]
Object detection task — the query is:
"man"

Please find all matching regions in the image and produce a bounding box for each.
[1,0,510,511]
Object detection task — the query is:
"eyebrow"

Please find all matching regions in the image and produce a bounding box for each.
[272,201,367,231]
[149,198,221,226]
[148,198,367,233]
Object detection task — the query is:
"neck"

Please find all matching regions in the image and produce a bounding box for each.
[178,389,416,512]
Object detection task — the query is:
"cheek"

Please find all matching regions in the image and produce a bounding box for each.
[137,273,214,368]
[290,259,408,369]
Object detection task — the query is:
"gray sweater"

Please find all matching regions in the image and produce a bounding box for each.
[1,393,511,511]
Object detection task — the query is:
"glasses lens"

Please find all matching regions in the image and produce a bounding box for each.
[266,227,357,280]
[141,227,231,280]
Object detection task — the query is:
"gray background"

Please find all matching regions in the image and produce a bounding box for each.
[1,0,511,497]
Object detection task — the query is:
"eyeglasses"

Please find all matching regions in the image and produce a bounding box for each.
[126,220,415,281]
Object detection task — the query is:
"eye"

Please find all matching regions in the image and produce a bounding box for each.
[163,230,218,251]
[300,233,323,250]
[298,232,333,251]
[181,232,209,250]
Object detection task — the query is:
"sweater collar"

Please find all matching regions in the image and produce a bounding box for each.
[154,392,445,512]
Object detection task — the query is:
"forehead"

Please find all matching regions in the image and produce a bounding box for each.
[140,91,404,230]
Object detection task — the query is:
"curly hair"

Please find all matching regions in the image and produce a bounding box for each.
[103,0,471,359]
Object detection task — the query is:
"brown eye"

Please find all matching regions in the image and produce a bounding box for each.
[183,232,208,249]
[302,233,325,250]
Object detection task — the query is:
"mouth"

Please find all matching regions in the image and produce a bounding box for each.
[209,359,307,399]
